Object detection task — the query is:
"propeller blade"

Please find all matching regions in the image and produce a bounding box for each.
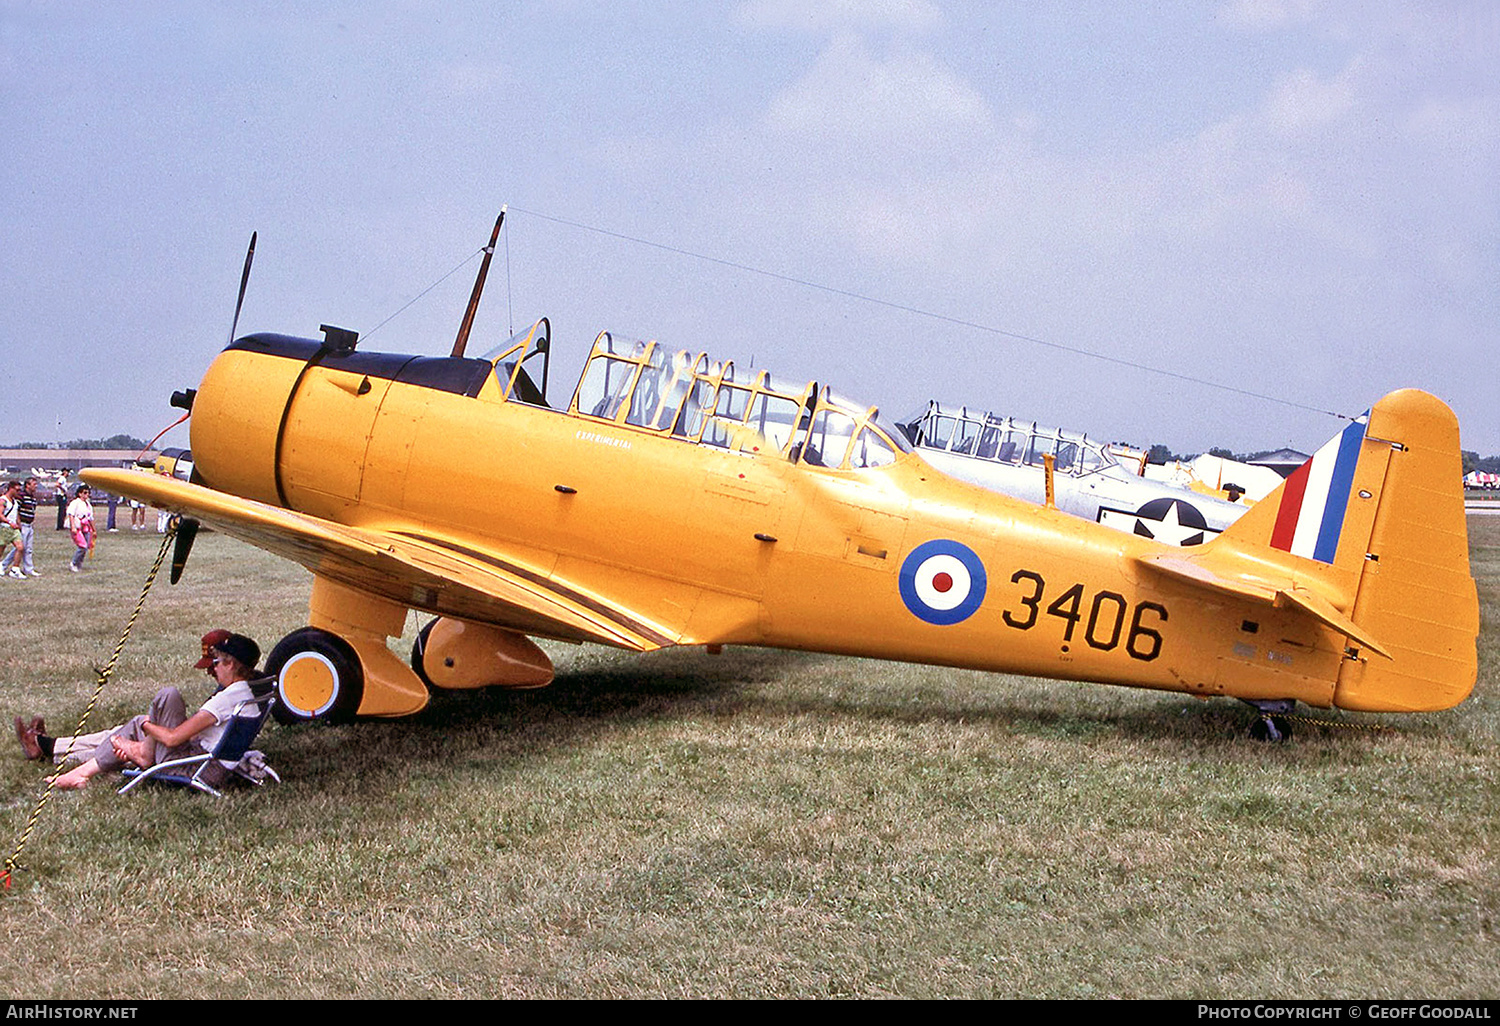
[228,231,257,346]
[169,516,200,585]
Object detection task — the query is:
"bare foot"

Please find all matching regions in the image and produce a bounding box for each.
[50,767,91,790]
[110,736,154,769]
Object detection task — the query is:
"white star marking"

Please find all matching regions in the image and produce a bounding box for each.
[1135,502,1206,547]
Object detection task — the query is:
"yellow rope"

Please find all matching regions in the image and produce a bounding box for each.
[3,525,176,888]
[1284,712,1395,734]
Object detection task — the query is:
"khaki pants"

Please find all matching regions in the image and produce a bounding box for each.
[90,687,204,772]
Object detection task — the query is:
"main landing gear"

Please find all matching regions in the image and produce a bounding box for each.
[1243,699,1295,743]
[264,575,556,725]
[266,576,431,724]
[265,627,364,724]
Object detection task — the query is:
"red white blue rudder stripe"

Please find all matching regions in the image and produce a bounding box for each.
[1269,413,1369,564]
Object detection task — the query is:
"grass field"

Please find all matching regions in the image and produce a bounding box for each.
[1,519,1496,999]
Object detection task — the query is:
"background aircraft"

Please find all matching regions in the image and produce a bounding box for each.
[1144,452,1286,503]
[900,401,1252,547]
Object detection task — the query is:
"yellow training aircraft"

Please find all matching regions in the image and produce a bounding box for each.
[85,303,1478,741]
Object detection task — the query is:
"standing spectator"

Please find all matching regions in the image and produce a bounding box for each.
[106,491,119,531]
[55,475,68,530]
[154,464,172,533]
[0,476,40,577]
[65,484,95,573]
[1,482,23,579]
[130,496,146,530]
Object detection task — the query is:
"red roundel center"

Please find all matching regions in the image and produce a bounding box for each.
[931,572,953,593]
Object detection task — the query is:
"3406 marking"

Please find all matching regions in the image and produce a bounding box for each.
[1001,570,1167,661]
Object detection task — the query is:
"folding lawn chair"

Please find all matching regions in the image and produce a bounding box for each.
[118,680,280,797]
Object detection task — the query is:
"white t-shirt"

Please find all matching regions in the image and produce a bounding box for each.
[66,497,93,530]
[195,679,262,757]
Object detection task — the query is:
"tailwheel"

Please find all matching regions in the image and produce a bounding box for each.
[266,627,364,724]
[1243,699,1295,743]
[1249,715,1293,743]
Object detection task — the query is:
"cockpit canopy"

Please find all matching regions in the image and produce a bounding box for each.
[516,328,913,470]
[901,401,1117,476]
[480,318,553,407]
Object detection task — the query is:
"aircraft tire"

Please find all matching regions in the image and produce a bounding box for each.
[410,618,438,688]
[266,627,364,724]
[1249,715,1293,743]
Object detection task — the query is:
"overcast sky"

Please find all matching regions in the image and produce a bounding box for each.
[2,0,1495,456]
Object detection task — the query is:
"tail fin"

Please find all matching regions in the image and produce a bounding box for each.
[1212,390,1478,712]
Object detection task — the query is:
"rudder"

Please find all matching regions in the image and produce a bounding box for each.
[1335,390,1478,711]
[1211,390,1477,712]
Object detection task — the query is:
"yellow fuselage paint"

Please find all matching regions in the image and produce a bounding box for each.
[188,344,1368,711]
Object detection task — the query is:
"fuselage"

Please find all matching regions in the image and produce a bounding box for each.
[187,331,1352,710]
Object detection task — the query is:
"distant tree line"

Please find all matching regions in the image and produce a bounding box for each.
[1149,444,1500,475]
[1462,451,1500,475]
[4,434,149,450]
[1146,444,1289,464]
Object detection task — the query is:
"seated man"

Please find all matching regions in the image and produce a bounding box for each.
[17,630,231,767]
[41,632,262,790]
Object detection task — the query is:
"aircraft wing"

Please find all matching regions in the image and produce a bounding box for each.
[1134,550,1391,659]
[80,469,675,652]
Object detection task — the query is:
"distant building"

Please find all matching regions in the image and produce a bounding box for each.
[0,449,155,476]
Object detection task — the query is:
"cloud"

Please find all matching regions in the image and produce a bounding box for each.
[762,34,993,149]
[676,31,1028,279]
[1261,65,1357,136]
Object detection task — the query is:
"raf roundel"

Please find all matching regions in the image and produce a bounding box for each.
[899,540,988,625]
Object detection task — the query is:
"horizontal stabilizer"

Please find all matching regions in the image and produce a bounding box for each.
[1135,551,1391,658]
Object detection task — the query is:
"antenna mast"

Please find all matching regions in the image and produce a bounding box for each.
[451,208,505,358]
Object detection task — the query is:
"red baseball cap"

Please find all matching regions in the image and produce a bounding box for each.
[194,629,233,669]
